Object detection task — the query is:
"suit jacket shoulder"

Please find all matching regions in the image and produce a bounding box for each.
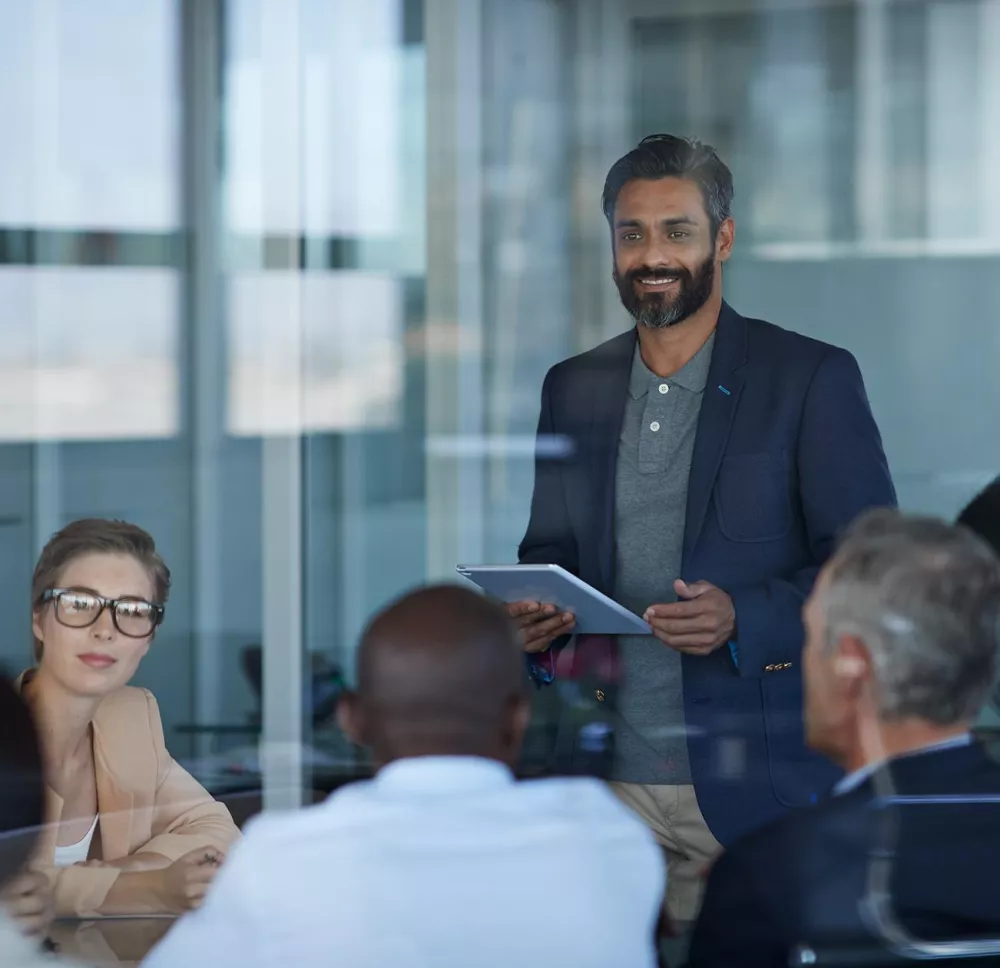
[691,744,1000,967]
[93,685,158,740]
[742,313,859,380]
[92,686,163,790]
[93,683,154,719]
[543,329,634,389]
[705,741,1000,907]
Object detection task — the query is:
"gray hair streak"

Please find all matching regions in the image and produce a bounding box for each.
[821,508,1000,725]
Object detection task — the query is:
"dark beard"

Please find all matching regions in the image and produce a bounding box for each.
[614,255,716,329]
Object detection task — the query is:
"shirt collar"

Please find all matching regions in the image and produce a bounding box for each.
[833,732,973,797]
[627,330,716,400]
[374,756,514,794]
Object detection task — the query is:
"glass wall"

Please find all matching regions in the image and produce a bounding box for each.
[2,0,998,808]
[0,0,190,723]
[625,0,1000,726]
[627,0,1000,522]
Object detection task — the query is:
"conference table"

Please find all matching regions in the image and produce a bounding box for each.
[48,712,999,967]
[48,917,176,966]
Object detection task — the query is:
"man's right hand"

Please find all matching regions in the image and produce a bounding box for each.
[504,601,575,653]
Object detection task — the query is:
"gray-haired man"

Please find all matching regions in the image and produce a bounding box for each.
[688,508,1000,968]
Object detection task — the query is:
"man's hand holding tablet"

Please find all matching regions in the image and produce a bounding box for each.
[503,601,575,653]
[459,564,650,641]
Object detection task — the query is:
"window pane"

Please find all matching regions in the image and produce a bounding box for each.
[0,0,180,230]
[633,5,856,246]
[633,0,1000,252]
[226,271,403,436]
[223,0,417,435]
[224,0,404,237]
[0,267,178,440]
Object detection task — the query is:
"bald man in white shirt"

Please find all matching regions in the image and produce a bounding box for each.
[145,585,664,968]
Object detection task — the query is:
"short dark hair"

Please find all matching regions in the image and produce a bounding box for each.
[957,475,1000,557]
[354,585,525,760]
[31,518,171,662]
[601,134,734,236]
[0,671,45,886]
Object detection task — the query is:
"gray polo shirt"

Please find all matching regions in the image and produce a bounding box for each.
[611,331,715,784]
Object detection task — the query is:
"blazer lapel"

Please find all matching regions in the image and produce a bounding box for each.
[590,329,637,593]
[93,723,134,859]
[683,302,748,563]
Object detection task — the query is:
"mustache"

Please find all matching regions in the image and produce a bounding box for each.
[625,266,689,284]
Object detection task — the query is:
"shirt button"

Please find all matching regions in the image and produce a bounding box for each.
[658,383,669,394]
[595,689,606,702]
[649,421,660,432]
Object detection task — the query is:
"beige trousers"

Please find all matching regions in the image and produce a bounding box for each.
[609,782,722,924]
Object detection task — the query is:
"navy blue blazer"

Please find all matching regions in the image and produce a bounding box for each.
[518,303,897,845]
[688,742,1000,967]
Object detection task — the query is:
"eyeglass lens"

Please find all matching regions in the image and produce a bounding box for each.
[55,591,157,637]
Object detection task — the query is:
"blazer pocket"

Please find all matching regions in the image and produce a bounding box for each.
[714,451,792,542]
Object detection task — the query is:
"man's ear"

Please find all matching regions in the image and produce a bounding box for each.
[336,691,364,747]
[833,634,874,687]
[715,217,735,263]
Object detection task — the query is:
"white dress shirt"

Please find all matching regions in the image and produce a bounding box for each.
[144,756,665,968]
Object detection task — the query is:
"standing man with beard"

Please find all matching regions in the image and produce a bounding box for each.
[510,135,897,929]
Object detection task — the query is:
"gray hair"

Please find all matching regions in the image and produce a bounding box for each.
[821,508,1000,725]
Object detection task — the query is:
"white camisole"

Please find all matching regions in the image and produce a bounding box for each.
[53,816,98,867]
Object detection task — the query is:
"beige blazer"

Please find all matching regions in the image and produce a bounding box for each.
[16,675,240,918]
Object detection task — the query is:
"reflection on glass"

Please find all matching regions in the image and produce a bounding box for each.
[226,272,403,435]
[223,0,417,436]
[633,3,856,247]
[0,0,179,231]
[0,267,178,441]
[633,0,1000,253]
[224,0,404,238]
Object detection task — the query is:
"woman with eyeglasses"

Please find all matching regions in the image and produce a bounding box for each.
[13,518,239,919]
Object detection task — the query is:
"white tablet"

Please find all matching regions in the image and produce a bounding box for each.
[456,563,652,636]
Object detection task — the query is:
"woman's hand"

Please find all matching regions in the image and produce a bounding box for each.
[0,869,54,938]
[151,847,226,914]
